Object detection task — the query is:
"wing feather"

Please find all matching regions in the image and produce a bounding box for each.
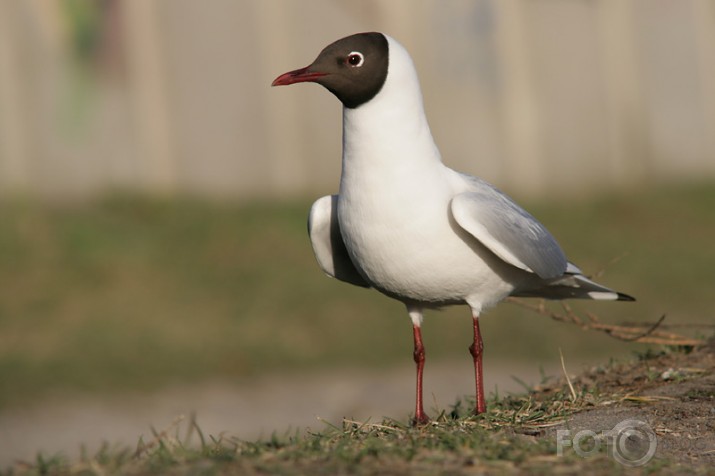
[450,179,567,279]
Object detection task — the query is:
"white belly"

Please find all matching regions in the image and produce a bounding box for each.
[337,178,518,308]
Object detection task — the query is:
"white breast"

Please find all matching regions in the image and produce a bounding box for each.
[338,159,518,308]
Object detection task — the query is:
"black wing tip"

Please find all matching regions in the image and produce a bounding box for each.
[617,292,636,302]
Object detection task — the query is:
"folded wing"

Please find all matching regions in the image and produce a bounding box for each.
[450,179,567,279]
[308,195,370,287]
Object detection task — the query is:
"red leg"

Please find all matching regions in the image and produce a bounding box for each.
[412,324,429,425]
[469,314,486,415]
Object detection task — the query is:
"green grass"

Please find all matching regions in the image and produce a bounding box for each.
[0,395,616,476]
[8,342,715,475]
[4,379,694,476]
[1,183,713,408]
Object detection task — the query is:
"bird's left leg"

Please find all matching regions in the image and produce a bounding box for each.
[408,306,429,425]
[469,311,486,415]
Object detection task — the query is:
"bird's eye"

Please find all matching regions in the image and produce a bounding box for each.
[346,52,364,67]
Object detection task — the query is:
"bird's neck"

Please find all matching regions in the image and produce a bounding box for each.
[338,100,448,215]
[340,82,442,179]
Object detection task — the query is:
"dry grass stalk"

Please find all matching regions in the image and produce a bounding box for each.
[507,298,705,347]
[558,348,577,403]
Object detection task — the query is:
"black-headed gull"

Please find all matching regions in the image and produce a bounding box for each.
[272,32,634,424]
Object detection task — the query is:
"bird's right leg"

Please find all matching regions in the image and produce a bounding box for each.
[469,312,487,415]
[408,307,429,425]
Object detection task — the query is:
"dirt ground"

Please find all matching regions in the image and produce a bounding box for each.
[529,338,715,469]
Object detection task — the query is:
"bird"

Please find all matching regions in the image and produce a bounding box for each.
[271,32,634,424]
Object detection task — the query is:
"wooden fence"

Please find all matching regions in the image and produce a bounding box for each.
[1,0,714,199]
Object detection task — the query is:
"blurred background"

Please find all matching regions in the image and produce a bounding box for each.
[1,0,714,465]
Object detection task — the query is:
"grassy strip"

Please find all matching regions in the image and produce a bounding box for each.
[1,183,714,408]
[4,394,608,475]
[8,341,715,475]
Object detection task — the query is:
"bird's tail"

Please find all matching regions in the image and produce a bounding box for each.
[512,262,636,301]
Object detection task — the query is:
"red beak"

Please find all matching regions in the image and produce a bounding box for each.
[271,66,327,86]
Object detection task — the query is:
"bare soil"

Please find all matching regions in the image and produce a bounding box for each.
[530,338,715,469]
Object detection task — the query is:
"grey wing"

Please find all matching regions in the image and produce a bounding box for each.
[450,179,567,279]
[308,195,370,287]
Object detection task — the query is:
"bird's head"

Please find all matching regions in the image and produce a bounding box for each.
[271,32,389,109]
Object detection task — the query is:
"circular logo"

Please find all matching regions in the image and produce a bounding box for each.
[609,419,658,467]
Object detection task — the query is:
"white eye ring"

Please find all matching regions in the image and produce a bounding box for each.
[347,51,364,67]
